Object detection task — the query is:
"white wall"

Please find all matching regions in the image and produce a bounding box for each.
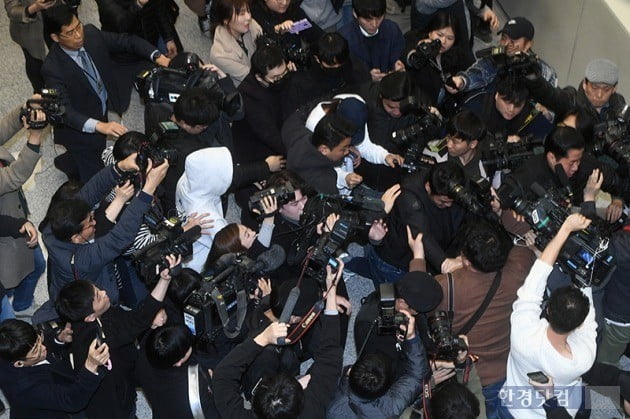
[499,0,629,97]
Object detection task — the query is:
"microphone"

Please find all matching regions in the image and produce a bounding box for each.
[211,251,239,273]
[250,244,286,272]
[277,286,300,345]
[339,194,385,212]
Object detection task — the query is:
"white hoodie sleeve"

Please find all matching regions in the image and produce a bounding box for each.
[356,127,390,165]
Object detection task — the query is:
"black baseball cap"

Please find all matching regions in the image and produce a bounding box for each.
[499,17,535,40]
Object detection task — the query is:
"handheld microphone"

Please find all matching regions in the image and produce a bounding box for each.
[277,286,300,345]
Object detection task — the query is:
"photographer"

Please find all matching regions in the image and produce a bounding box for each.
[423,221,535,417]
[499,126,621,218]
[135,324,220,418]
[54,255,180,419]
[354,231,443,366]
[464,74,553,142]
[524,58,626,140]
[0,104,48,319]
[435,109,486,179]
[43,153,168,305]
[501,214,597,419]
[447,17,558,94]
[0,319,111,418]
[360,70,431,155]
[212,264,344,419]
[327,308,428,418]
[402,11,472,107]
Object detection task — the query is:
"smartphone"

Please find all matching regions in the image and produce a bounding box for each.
[527,371,549,384]
[95,325,106,348]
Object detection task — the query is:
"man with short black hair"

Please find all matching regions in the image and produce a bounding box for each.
[135,324,219,418]
[41,4,170,181]
[501,214,597,419]
[422,221,536,417]
[0,319,110,418]
[338,0,404,81]
[55,256,178,419]
[435,109,487,179]
[328,308,428,418]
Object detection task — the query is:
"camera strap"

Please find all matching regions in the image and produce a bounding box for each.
[449,271,502,336]
[517,106,542,134]
[210,288,248,339]
[285,299,325,344]
[187,364,204,419]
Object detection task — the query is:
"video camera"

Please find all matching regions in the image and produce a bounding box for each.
[19,89,64,129]
[301,193,385,285]
[249,182,296,214]
[488,47,539,79]
[376,283,409,335]
[182,245,286,341]
[448,177,499,223]
[593,105,630,172]
[406,39,441,70]
[133,223,201,281]
[136,121,179,172]
[391,97,442,148]
[135,53,242,116]
[401,142,437,173]
[481,133,543,175]
[257,34,312,71]
[498,182,615,287]
[428,310,468,361]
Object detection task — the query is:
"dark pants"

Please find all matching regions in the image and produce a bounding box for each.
[21,48,45,93]
[54,147,105,183]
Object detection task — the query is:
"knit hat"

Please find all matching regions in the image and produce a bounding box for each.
[337,97,368,145]
[395,271,443,313]
[499,17,535,40]
[585,58,619,86]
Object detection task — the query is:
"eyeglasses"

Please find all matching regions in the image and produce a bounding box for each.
[265,67,289,84]
[59,21,83,38]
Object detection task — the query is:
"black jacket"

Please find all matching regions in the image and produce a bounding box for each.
[378,170,466,272]
[0,332,104,419]
[135,351,218,419]
[501,152,619,205]
[41,25,157,150]
[250,1,323,50]
[231,72,287,165]
[212,314,342,419]
[283,108,339,195]
[70,296,163,419]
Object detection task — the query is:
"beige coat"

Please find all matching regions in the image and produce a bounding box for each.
[0,106,43,288]
[209,19,262,87]
[4,0,47,61]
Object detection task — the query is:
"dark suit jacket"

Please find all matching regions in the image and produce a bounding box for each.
[41,24,156,151]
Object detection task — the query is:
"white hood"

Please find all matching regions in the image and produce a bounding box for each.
[304,93,366,132]
[175,147,233,273]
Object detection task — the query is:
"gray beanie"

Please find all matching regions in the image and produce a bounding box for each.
[585,58,619,85]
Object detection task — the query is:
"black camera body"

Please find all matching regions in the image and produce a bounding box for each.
[448,177,498,223]
[249,183,296,213]
[136,121,179,171]
[401,143,437,173]
[501,183,615,287]
[481,133,543,175]
[428,310,468,361]
[257,34,312,70]
[19,89,65,129]
[592,105,630,174]
[407,39,441,69]
[391,99,442,149]
[490,47,539,79]
[132,222,201,281]
[376,283,408,335]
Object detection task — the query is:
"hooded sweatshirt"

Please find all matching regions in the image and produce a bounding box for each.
[176,147,232,272]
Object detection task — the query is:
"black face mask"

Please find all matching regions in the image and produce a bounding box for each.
[319,64,345,78]
[267,72,291,91]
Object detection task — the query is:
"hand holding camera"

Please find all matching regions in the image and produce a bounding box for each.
[255,321,290,347]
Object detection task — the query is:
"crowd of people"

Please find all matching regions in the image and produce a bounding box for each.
[0,0,629,418]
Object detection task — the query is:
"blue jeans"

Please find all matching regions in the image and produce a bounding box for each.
[483,379,514,419]
[345,245,406,287]
[7,246,46,311]
[0,296,15,322]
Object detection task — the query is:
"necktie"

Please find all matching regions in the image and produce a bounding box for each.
[78,50,107,114]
